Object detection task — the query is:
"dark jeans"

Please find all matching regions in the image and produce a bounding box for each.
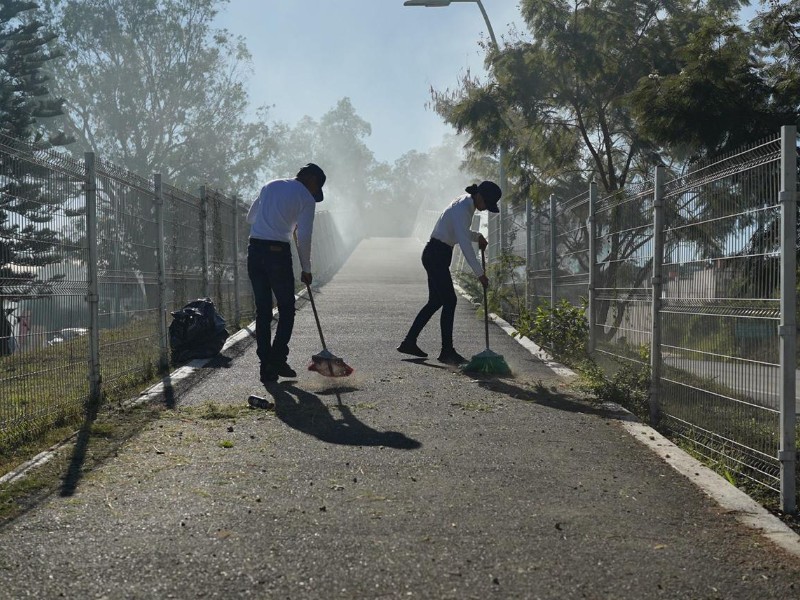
[405,238,457,351]
[247,239,296,367]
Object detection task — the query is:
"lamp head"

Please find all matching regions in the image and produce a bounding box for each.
[403,1,452,6]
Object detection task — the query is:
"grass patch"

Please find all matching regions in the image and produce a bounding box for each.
[0,402,164,525]
[451,401,493,412]
[197,402,241,420]
[0,314,169,455]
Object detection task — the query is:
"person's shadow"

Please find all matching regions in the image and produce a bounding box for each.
[263,383,421,449]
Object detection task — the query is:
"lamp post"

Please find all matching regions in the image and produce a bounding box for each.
[404,0,506,263]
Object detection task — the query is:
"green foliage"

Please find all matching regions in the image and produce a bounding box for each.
[579,355,651,422]
[486,252,526,314]
[630,4,776,160]
[523,300,589,365]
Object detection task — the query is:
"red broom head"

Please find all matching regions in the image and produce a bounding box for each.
[308,353,353,377]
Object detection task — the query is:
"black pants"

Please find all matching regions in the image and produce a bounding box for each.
[405,238,457,351]
[247,239,295,368]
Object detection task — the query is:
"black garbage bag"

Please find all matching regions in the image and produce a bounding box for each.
[169,298,229,362]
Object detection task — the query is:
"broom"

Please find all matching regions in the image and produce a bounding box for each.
[462,248,512,376]
[305,282,353,377]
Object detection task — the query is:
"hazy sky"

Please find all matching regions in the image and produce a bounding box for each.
[215,1,761,166]
[214,0,527,165]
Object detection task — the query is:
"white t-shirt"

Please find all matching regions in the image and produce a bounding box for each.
[247,178,315,272]
[430,194,483,276]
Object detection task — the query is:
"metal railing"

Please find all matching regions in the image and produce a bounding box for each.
[0,133,360,453]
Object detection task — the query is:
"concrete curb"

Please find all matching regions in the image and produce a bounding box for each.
[464,289,800,560]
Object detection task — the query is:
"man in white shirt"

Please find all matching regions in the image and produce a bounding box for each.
[247,163,326,383]
[398,180,501,365]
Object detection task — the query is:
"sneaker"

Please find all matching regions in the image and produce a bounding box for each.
[397,340,428,358]
[273,362,297,378]
[438,348,467,365]
[260,363,278,383]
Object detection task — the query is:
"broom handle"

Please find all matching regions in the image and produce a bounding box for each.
[305,282,328,351]
[481,248,489,350]
[294,231,328,351]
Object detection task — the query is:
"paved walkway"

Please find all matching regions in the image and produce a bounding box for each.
[1,238,800,599]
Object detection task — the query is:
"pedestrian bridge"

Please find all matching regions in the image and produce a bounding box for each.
[1,237,799,598]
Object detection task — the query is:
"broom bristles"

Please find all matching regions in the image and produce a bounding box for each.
[308,350,353,377]
[462,348,512,376]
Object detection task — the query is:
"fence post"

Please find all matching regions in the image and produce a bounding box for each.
[650,165,665,427]
[232,197,241,328]
[549,194,556,309]
[779,125,797,514]
[499,151,507,256]
[154,174,168,371]
[84,152,101,408]
[588,180,597,354]
[199,185,209,298]
[487,211,496,263]
[526,196,532,311]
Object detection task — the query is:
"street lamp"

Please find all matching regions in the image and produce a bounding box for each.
[403,1,498,47]
[404,0,506,262]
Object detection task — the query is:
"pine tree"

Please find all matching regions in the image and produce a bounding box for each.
[0,1,71,355]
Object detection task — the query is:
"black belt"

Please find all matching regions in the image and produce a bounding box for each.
[428,237,453,250]
[250,238,290,249]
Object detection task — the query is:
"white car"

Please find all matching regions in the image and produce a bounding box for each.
[47,327,89,346]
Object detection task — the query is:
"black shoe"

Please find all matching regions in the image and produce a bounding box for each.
[273,362,297,378]
[397,340,428,358]
[260,364,278,383]
[438,349,467,365]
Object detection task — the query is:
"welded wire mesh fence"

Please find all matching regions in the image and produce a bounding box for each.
[0,136,89,449]
[553,191,591,311]
[0,134,361,453]
[594,181,655,367]
[659,137,786,492]
[478,127,797,509]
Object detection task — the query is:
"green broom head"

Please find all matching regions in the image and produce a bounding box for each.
[462,348,512,376]
[308,349,354,377]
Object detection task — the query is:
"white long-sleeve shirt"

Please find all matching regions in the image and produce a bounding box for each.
[430,194,483,276]
[247,178,315,272]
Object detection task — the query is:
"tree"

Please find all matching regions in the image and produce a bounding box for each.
[751,0,800,130]
[0,1,71,355]
[630,4,781,160]
[42,0,277,194]
[431,0,756,342]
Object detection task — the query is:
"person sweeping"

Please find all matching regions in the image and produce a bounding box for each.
[397,180,502,365]
[246,163,326,384]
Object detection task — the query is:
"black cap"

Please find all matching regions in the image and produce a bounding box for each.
[466,180,502,213]
[297,163,326,202]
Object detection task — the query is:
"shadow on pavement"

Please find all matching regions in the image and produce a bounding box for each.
[264,383,421,449]
[59,400,100,497]
[202,355,233,369]
[400,358,448,370]
[473,377,625,420]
